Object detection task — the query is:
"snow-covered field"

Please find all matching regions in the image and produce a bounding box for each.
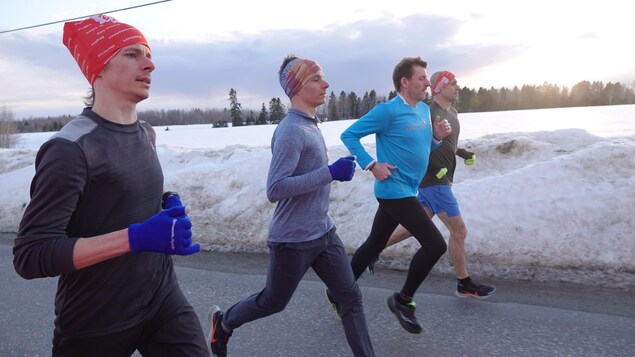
[2,105,634,287]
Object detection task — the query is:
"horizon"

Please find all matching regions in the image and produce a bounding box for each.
[8,79,633,121]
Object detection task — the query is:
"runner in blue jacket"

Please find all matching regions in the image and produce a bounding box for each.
[340,56,452,335]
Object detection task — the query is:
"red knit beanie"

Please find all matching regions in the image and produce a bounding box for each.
[63,14,149,85]
[430,71,456,95]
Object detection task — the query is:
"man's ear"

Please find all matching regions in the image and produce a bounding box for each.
[400,76,409,89]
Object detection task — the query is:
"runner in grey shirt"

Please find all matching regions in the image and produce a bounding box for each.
[208,54,375,357]
[266,107,335,243]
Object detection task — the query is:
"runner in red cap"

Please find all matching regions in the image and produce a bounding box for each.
[14,15,208,356]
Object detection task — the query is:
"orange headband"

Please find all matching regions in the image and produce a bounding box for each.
[279,58,323,99]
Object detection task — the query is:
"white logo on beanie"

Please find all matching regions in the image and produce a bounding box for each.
[91,14,119,25]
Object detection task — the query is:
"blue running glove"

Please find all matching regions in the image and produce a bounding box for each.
[129,206,200,255]
[329,156,356,181]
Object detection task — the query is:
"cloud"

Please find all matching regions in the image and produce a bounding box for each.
[149,13,511,110]
[1,13,518,118]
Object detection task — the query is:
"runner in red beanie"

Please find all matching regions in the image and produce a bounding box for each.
[63,14,149,85]
[15,15,209,356]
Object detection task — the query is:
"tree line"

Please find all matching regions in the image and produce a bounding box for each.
[453,80,635,113]
[2,80,634,139]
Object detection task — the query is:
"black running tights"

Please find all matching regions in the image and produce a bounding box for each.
[350,197,447,298]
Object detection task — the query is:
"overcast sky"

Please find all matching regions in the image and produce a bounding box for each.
[1,0,632,119]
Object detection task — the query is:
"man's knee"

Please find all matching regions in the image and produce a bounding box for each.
[432,236,448,257]
[259,292,291,314]
[438,240,448,256]
[267,298,289,314]
[338,286,364,316]
[451,227,467,242]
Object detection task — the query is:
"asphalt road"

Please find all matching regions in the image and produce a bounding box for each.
[1,240,633,356]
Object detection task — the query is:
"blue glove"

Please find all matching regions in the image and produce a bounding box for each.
[129,206,200,255]
[162,191,182,209]
[329,156,356,181]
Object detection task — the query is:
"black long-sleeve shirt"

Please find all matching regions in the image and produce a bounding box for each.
[13,108,177,338]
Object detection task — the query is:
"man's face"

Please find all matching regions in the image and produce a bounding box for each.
[295,68,330,108]
[97,44,155,103]
[440,78,460,102]
[404,65,431,103]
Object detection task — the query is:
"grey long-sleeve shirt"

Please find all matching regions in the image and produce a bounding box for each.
[266,109,334,243]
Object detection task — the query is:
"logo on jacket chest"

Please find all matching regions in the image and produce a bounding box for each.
[406,117,429,131]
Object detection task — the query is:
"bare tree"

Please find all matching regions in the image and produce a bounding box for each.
[0,105,17,148]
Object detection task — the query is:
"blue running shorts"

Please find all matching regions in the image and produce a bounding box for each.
[417,185,461,217]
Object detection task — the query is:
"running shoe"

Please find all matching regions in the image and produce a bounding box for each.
[325,289,342,318]
[208,305,232,357]
[456,281,496,299]
[386,292,422,334]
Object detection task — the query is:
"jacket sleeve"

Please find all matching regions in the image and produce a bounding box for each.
[456,147,474,160]
[340,104,390,169]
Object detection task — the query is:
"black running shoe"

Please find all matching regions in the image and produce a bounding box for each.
[325,289,342,318]
[386,293,422,334]
[367,254,379,276]
[456,281,496,299]
[208,305,232,357]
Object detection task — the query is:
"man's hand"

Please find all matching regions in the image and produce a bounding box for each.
[432,116,452,140]
[464,154,476,165]
[457,148,476,165]
[329,156,356,181]
[128,206,200,256]
[370,162,396,181]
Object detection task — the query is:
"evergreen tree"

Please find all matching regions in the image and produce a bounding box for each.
[213,120,228,128]
[229,88,243,127]
[257,103,268,125]
[245,110,255,125]
[317,102,328,118]
[338,91,348,119]
[347,92,360,119]
[327,92,339,121]
[360,90,378,115]
[269,97,286,124]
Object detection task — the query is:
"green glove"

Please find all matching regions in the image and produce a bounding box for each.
[464,154,476,166]
[435,167,448,179]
